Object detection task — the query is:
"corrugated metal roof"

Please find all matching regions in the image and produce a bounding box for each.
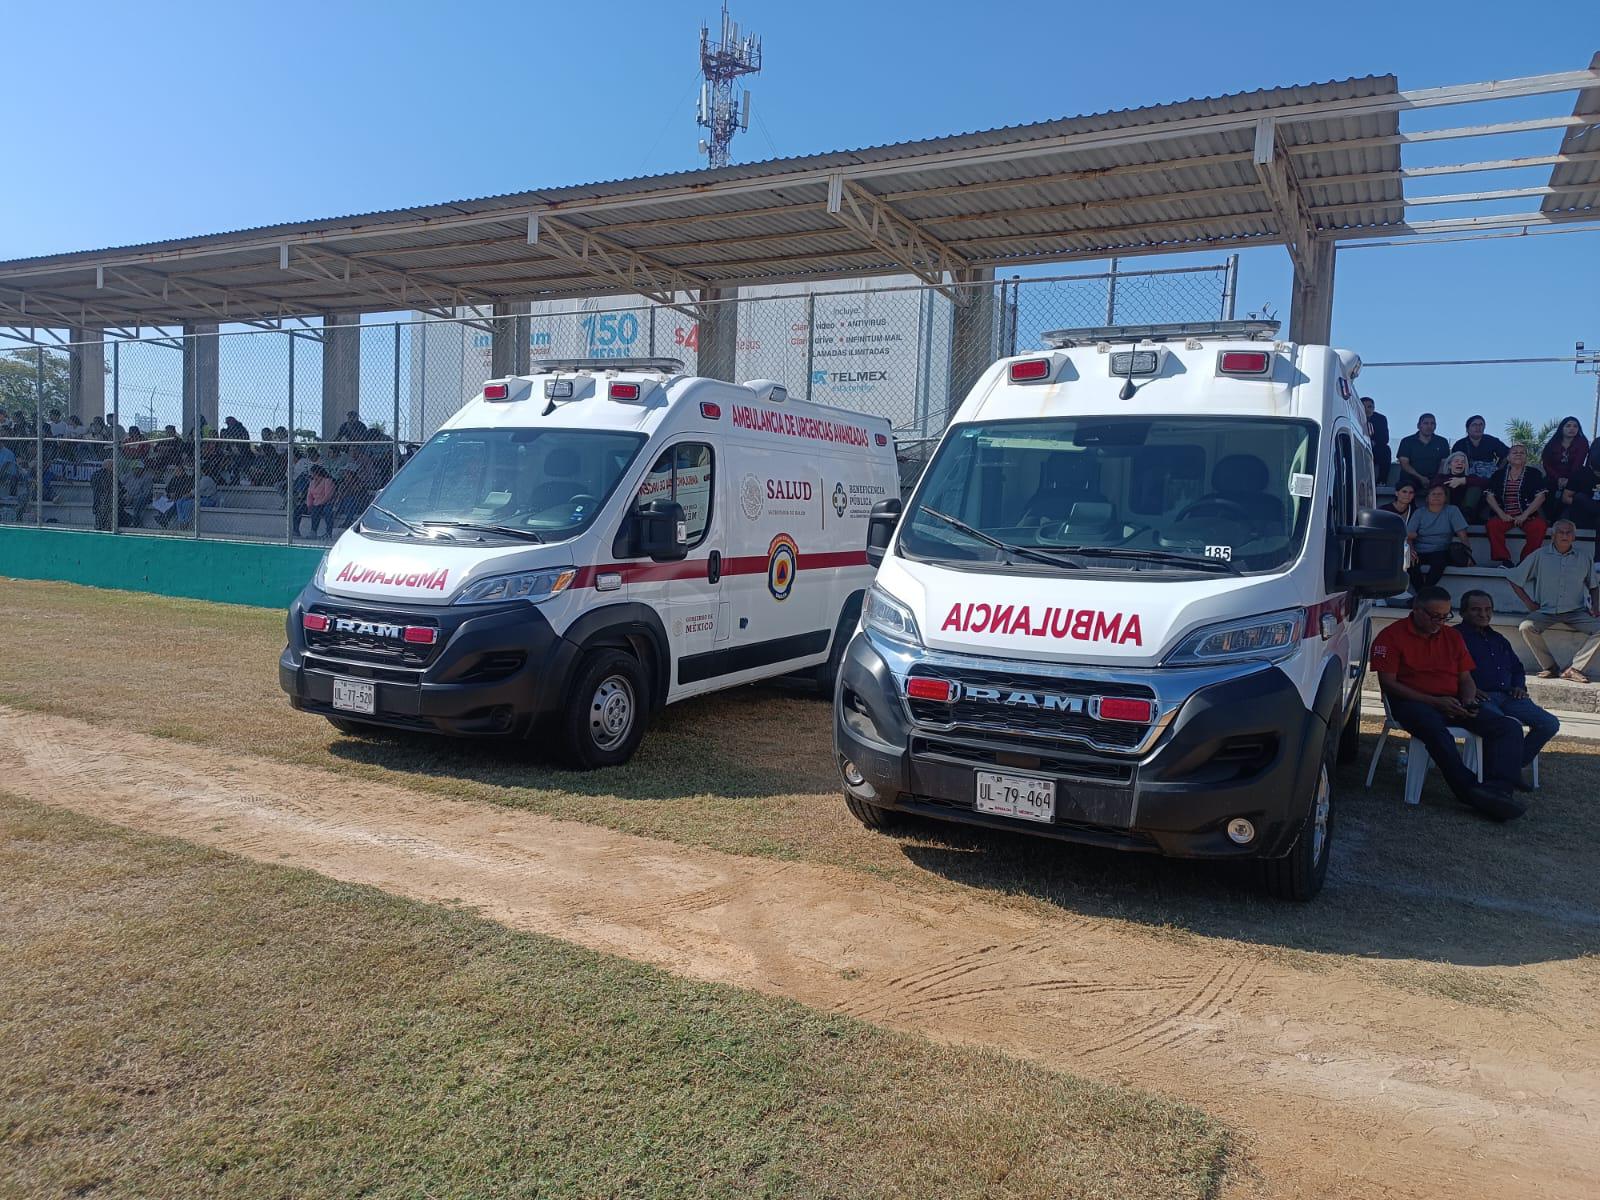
[1543,52,1600,216]
[0,68,1534,327]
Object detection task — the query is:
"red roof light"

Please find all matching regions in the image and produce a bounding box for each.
[906,677,956,702]
[1008,358,1051,382]
[609,382,641,401]
[1218,351,1271,376]
[874,433,888,446]
[700,401,722,419]
[482,382,510,400]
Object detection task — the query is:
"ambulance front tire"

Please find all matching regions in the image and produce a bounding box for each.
[325,716,366,735]
[560,648,650,769]
[844,794,904,832]
[1261,726,1335,901]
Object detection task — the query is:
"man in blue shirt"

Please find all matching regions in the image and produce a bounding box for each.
[1458,589,1559,785]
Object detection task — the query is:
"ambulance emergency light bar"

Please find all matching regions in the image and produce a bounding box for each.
[533,357,686,373]
[1042,320,1281,348]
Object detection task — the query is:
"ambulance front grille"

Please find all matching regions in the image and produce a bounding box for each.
[905,668,1153,751]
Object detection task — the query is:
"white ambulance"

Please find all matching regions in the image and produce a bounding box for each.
[833,321,1406,899]
[281,357,897,767]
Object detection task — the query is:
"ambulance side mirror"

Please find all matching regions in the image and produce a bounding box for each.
[865,497,903,568]
[1337,507,1407,598]
[636,498,688,561]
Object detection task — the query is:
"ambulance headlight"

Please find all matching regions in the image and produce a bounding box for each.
[1163,609,1303,666]
[863,584,922,648]
[453,567,578,606]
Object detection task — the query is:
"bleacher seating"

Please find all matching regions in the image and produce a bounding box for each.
[6,479,337,542]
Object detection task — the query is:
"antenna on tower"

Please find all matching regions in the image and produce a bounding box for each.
[697,2,762,168]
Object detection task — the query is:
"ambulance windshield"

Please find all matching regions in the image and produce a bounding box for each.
[900,416,1318,574]
[361,427,647,542]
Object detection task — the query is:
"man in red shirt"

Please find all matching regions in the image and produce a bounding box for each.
[1371,586,1527,820]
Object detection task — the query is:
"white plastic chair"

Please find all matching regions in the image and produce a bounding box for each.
[1365,693,1482,806]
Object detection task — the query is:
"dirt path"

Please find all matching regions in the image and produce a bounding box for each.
[4,705,1596,1200]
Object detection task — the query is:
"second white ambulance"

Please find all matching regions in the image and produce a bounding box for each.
[281,358,896,766]
[833,321,1406,900]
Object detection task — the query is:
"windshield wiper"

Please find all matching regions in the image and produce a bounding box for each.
[918,506,1083,570]
[1043,544,1240,573]
[361,504,431,538]
[421,520,544,543]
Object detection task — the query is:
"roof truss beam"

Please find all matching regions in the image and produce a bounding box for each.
[825,176,971,303]
[529,215,711,317]
[1252,117,1320,277]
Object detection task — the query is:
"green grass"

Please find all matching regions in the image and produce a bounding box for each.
[3,578,1597,980]
[0,795,1229,1200]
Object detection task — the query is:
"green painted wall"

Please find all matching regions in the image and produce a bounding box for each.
[0,527,321,609]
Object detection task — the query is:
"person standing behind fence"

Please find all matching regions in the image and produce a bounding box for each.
[1509,519,1600,684]
[1406,484,1474,592]
[1483,445,1549,567]
[1540,417,1589,522]
[1363,397,1392,485]
[301,465,335,539]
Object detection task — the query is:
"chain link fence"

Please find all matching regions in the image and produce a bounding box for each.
[0,260,1233,541]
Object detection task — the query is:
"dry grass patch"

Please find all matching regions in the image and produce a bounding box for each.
[4,578,1598,989]
[0,795,1229,1200]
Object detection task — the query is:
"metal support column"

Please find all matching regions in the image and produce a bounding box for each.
[1222,254,1239,321]
[111,340,120,534]
[392,324,402,477]
[804,294,816,402]
[181,322,219,433]
[34,347,43,526]
[321,314,361,438]
[67,326,105,421]
[696,288,738,382]
[947,267,996,422]
[490,301,532,378]
[1289,240,1336,345]
[1104,259,1119,326]
[286,332,296,542]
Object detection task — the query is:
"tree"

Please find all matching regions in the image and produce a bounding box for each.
[1505,417,1559,450]
[0,349,70,421]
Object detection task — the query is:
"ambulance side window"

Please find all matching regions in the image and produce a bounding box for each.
[637,442,715,548]
[1330,431,1356,585]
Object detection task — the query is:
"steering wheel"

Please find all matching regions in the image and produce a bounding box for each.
[1176,495,1256,523]
[567,493,599,514]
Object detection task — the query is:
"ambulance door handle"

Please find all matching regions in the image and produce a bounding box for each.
[707,550,721,585]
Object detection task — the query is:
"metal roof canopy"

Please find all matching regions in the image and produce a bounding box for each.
[0,57,1595,331]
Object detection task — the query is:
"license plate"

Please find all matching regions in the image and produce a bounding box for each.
[331,676,376,714]
[975,771,1056,824]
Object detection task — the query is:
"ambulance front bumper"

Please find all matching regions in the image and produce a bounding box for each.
[833,631,1325,859]
[279,582,579,737]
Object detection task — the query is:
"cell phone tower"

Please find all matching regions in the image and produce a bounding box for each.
[697,3,762,169]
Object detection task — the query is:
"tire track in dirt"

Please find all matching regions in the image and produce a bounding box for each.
[4,705,1598,1200]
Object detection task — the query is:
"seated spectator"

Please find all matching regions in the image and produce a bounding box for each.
[1483,445,1548,567]
[1509,519,1600,684]
[161,465,196,529]
[1406,485,1473,592]
[1363,396,1392,485]
[197,470,220,511]
[1381,480,1417,520]
[299,465,336,538]
[1396,412,1449,491]
[1371,586,1525,819]
[121,459,154,527]
[1458,589,1557,783]
[1431,451,1488,522]
[1540,417,1589,523]
[1453,415,1508,481]
[1558,458,1600,535]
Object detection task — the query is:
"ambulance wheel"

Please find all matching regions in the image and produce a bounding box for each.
[816,593,864,698]
[844,793,904,832]
[1336,691,1362,764]
[1261,731,1334,902]
[325,716,367,735]
[562,649,649,769]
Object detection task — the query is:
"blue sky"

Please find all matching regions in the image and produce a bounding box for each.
[1,0,1596,440]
